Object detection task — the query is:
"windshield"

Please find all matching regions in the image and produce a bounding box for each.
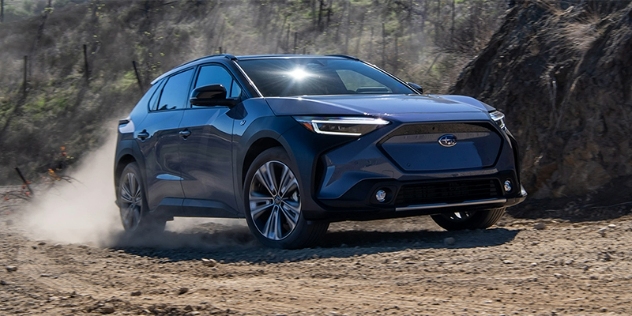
[238,58,416,97]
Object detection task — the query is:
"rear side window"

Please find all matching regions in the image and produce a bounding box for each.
[131,80,161,112]
[155,68,194,111]
[147,79,165,111]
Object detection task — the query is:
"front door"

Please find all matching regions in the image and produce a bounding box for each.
[179,64,243,215]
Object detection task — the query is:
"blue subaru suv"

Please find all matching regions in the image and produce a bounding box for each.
[114,54,526,248]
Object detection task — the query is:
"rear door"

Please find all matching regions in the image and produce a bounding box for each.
[137,68,194,212]
[179,64,242,215]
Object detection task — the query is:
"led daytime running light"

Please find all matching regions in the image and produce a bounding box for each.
[295,117,390,136]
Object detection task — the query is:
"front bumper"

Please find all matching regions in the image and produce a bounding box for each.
[286,119,526,221]
[304,176,527,221]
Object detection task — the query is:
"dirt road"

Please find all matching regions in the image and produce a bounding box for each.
[1,202,632,315]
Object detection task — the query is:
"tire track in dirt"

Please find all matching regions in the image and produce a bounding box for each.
[14,240,103,297]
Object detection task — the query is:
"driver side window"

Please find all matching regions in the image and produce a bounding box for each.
[194,65,242,101]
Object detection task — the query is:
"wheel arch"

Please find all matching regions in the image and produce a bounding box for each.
[114,154,137,191]
[114,138,146,194]
[241,137,285,184]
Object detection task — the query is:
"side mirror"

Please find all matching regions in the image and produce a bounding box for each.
[407,82,424,94]
[190,84,237,107]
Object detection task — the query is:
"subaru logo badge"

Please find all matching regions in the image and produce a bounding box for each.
[438,134,457,147]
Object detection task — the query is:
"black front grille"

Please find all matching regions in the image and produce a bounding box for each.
[379,122,503,172]
[395,179,501,206]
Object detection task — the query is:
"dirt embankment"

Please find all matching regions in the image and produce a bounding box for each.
[453,0,632,206]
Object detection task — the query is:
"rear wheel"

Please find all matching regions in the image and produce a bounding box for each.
[118,163,166,234]
[431,207,505,231]
[243,147,328,249]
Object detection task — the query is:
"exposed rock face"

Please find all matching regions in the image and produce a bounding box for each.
[452,0,632,201]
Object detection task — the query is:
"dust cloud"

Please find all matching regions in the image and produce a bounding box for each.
[22,132,121,246]
[21,128,252,249]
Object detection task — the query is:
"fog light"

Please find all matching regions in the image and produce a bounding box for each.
[375,190,387,203]
[504,180,513,192]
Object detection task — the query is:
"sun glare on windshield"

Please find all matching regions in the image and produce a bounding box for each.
[287,68,310,80]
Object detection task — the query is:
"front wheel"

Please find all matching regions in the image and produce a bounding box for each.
[431,207,506,231]
[118,163,166,234]
[243,147,328,249]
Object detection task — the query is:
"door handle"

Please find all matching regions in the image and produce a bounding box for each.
[137,130,149,140]
[179,129,191,138]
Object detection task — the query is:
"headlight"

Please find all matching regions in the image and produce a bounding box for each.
[294,116,390,136]
[489,111,507,131]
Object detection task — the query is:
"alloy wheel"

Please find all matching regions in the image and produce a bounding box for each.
[248,160,301,240]
[119,171,143,231]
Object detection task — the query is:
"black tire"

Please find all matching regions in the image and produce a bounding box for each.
[243,147,328,249]
[118,163,166,235]
[431,207,506,231]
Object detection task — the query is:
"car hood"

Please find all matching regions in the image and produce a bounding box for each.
[264,95,493,120]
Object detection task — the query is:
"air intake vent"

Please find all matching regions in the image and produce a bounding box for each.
[395,179,501,206]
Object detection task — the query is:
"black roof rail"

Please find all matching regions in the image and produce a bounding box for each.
[174,54,235,67]
[326,54,360,61]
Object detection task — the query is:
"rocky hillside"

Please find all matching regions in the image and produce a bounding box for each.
[453,0,632,206]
